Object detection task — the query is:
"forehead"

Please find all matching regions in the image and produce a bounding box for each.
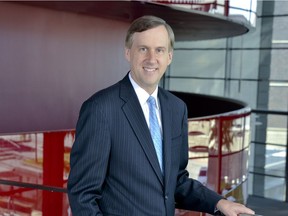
[131,25,170,48]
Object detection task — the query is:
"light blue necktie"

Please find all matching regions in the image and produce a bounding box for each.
[147,96,163,172]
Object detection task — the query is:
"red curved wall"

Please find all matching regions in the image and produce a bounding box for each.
[0,2,129,133]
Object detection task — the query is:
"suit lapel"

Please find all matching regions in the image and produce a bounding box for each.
[158,89,172,190]
[120,75,164,185]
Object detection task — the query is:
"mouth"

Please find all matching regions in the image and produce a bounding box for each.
[143,67,158,72]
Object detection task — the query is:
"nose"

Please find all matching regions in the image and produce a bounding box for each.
[146,50,157,63]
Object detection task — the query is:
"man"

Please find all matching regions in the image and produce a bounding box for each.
[68,15,255,216]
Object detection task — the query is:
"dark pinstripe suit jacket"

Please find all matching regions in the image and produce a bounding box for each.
[67,74,223,216]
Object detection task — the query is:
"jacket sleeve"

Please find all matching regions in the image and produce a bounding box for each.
[174,104,223,214]
[67,99,110,216]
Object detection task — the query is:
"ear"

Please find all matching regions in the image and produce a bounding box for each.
[167,50,173,65]
[125,48,131,62]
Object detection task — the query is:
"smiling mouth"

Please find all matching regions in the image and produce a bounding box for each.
[143,67,157,72]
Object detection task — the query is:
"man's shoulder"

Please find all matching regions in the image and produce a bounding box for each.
[80,82,121,109]
[86,74,130,103]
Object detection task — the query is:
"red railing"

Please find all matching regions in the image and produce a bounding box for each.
[151,0,229,16]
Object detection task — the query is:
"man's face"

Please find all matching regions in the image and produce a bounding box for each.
[125,25,173,94]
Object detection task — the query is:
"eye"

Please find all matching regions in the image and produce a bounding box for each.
[139,47,147,52]
[156,48,165,54]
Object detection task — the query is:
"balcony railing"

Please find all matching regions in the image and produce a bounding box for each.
[172,91,251,216]
[152,0,257,27]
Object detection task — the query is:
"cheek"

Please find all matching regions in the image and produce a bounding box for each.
[161,57,172,67]
[133,56,144,66]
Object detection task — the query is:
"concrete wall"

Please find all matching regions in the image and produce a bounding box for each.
[0,2,130,133]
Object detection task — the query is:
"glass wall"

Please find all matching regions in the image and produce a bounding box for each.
[165,0,288,202]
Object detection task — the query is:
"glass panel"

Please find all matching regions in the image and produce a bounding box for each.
[267,115,287,145]
[241,26,262,48]
[229,0,257,27]
[264,176,286,202]
[244,116,251,149]
[187,119,212,186]
[187,113,251,197]
[219,116,250,203]
[274,0,288,14]
[221,118,245,153]
[265,144,286,177]
[231,9,261,49]
[269,85,288,111]
[230,50,259,79]
[0,131,74,188]
[175,38,226,49]
[270,50,288,79]
[168,78,225,97]
[170,50,225,78]
[0,184,70,215]
[221,156,249,204]
[228,81,258,109]
[272,17,288,48]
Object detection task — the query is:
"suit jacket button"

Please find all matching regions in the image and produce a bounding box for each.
[165,195,168,200]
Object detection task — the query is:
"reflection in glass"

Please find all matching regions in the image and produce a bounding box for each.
[187,112,251,206]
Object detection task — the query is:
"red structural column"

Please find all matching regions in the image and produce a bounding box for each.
[42,131,66,216]
[217,118,223,194]
[224,0,229,16]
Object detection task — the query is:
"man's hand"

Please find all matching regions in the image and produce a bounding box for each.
[216,199,255,216]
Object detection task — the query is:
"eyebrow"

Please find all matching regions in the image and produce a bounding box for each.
[137,45,167,50]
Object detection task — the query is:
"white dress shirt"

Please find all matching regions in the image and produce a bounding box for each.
[129,73,162,134]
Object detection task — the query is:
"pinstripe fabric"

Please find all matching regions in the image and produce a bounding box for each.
[67,73,223,216]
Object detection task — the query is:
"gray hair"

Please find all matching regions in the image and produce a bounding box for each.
[125,15,175,51]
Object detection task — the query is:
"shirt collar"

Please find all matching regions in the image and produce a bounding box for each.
[129,72,159,108]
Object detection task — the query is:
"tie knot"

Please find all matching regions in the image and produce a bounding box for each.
[147,96,156,107]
